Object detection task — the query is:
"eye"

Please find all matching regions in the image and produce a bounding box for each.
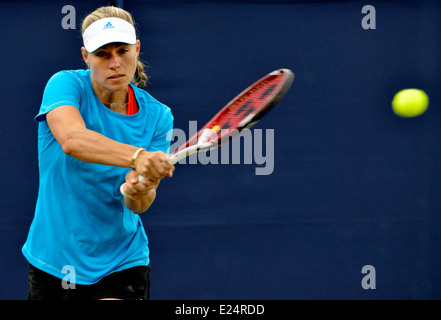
[95,51,107,57]
[119,48,129,54]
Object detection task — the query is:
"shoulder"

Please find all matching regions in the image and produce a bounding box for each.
[48,69,88,81]
[132,85,173,120]
[45,69,89,91]
[36,70,90,123]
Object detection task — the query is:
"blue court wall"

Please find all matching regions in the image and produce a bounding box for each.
[1,0,441,299]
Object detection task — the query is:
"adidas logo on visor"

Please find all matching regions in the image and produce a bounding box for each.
[103,21,115,30]
[82,17,136,52]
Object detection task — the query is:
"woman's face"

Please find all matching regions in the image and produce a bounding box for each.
[82,40,140,93]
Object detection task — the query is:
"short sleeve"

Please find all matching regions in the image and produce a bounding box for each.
[35,71,84,123]
[148,107,174,154]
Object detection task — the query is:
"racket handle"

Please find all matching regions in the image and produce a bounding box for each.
[168,153,180,165]
[120,183,132,199]
[120,178,146,199]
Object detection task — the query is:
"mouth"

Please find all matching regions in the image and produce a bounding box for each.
[108,74,125,81]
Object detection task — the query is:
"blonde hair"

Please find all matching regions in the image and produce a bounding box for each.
[81,6,148,88]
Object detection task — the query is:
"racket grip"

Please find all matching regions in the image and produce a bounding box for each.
[120,183,132,199]
[120,178,145,199]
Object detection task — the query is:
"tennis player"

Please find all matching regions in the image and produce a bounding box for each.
[22,6,174,300]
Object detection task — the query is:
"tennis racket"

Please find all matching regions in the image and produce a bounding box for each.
[121,68,294,197]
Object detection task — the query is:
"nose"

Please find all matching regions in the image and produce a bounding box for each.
[108,53,121,69]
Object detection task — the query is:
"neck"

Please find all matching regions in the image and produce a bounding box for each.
[91,78,129,112]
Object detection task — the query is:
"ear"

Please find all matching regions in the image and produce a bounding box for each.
[135,40,141,59]
[81,47,89,66]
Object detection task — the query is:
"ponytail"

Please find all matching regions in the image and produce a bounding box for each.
[133,59,148,88]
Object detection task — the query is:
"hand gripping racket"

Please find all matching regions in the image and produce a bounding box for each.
[120,68,294,197]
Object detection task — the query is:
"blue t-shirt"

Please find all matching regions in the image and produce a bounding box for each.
[22,69,173,284]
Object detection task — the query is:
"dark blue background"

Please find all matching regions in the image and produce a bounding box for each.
[1,0,440,299]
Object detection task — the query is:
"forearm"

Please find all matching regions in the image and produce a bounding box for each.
[61,126,137,168]
[124,188,157,214]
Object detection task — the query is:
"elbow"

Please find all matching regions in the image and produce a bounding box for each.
[61,141,72,155]
[59,134,80,156]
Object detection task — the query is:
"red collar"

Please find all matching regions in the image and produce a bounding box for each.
[127,85,139,115]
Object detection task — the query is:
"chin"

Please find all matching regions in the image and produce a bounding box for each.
[106,82,130,92]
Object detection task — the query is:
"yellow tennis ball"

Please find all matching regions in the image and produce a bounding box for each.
[392,89,429,118]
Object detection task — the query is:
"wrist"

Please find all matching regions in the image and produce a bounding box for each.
[130,147,146,168]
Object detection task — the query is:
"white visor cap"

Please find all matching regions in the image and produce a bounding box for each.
[83,17,136,53]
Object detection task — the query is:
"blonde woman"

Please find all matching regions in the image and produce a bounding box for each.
[22,6,174,300]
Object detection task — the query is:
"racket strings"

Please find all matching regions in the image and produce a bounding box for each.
[214,78,283,131]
